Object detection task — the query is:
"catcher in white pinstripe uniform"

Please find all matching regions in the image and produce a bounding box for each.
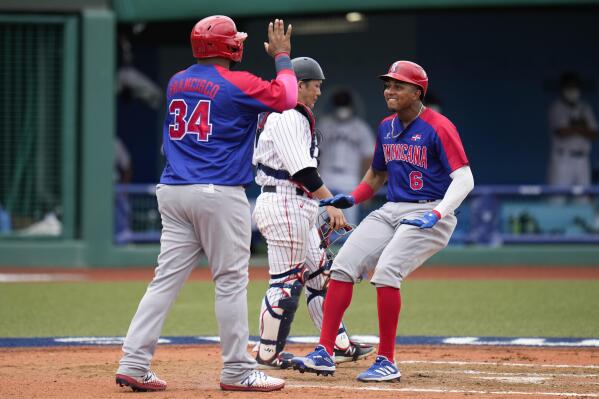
[252,57,374,369]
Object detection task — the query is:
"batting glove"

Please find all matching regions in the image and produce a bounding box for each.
[400,211,440,229]
[319,194,355,209]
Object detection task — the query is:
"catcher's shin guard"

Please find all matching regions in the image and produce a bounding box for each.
[257,278,303,363]
[304,263,351,351]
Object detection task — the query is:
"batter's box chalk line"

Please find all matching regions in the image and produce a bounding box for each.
[0,335,598,348]
[286,384,599,398]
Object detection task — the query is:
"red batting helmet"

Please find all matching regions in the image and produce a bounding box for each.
[380,61,428,98]
[190,15,247,62]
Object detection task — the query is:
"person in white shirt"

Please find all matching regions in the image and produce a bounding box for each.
[318,89,375,224]
[548,72,598,186]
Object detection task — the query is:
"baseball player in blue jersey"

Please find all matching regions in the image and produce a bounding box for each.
[291,60,474,382]
[115,16,297,392]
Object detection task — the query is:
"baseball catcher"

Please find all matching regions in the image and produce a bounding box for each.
[252,57,374,370]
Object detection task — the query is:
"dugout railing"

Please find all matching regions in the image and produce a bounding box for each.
[114,183,599,246]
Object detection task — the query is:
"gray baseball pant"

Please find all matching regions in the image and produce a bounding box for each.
[331,201,457,288]
[117,184,256,384]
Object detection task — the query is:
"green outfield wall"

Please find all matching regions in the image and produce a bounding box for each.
[1,5,599,268]
[2,0,598,21]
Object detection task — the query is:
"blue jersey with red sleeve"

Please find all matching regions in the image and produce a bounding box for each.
[371,107,469,202]
[160,64,293,185]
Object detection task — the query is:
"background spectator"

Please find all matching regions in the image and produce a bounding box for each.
[317,88,375,224]
[548,72,598,187]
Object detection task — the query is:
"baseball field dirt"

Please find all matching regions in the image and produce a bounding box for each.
[2,266,598,398]
[1,344,598,398]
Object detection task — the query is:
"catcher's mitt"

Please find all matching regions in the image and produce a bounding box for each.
[315,210,355,285]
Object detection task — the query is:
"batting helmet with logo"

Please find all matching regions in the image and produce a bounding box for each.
[292,57,326,81]
[380,60,428,99]
[190,15,247,62]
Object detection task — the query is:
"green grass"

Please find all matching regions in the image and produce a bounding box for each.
[1,279,598,338]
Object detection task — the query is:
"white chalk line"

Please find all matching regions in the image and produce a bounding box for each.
[400,359,599,369]
[417,369,599,378]
[0,273,86,282]
[473,375,550,384]
[287,383,599,397]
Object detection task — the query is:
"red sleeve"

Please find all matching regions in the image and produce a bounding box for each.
[421,111,468,172]
[219,69,295,113]
[436,122,469,171]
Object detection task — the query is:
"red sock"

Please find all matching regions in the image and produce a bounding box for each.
[319,279,353,355]
[376,286,401,361]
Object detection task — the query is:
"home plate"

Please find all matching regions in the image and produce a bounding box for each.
[475,376,551,384]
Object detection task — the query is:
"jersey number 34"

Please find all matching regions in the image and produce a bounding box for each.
[168,99,213,141]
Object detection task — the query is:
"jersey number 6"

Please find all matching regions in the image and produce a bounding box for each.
[409,171,424,190]
[168,99,213,141]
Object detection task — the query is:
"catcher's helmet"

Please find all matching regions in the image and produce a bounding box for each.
[380,60,428,99]
[292,57,325,81]
[190,15,247,62]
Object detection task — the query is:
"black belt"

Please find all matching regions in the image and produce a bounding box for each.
[262,185,307,197]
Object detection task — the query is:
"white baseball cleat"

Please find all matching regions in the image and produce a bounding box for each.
[220,370,285,392]
[115,370,167,392]
[334,342,376,364]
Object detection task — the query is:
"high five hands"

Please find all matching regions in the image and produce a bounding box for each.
[264,19,292,58]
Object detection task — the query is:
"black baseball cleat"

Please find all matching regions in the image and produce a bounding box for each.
[334,342,376,364]
[256,351,294,370]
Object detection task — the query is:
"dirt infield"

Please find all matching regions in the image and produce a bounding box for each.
[1,344,598,398]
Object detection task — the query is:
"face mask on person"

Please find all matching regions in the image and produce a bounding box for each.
[335,106,353,120]
[563,87,581,103]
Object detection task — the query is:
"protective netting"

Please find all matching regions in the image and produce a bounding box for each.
[0,21,64,235]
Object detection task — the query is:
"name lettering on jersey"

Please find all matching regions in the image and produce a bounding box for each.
[168,78,220,99]
[382,144,428,169]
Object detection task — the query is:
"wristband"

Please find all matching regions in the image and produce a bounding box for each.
[274,53,292,73]
[431,209,442,220]
[351,182,375,204]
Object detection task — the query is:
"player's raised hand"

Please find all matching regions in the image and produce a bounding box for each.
[264,18,292,58]
[400,211,440,229]
[326,206,347,231]
[319,193,355,209]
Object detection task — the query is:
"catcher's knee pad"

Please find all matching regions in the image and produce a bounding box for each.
[304,261,330,304]
[305,285,326,305]
[259,279,303,356]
